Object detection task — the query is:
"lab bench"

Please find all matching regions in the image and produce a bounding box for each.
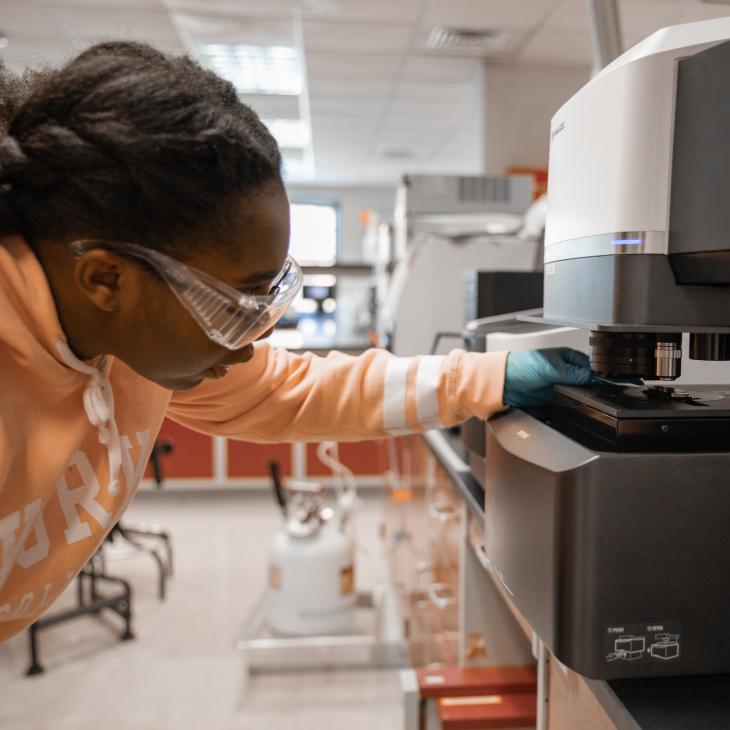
[407,428,730,730]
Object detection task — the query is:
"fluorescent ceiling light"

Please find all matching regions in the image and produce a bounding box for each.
[263,118,310,149]
[199,43,302,95]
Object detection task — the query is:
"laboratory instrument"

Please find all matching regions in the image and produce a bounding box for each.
[485,19,730,680]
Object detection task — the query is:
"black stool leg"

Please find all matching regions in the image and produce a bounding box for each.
[118,583,134,641]
[25,623,43,676]
[149,549,166,601]
[160,531,174,578]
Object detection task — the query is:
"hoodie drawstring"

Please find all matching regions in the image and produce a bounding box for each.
[55,339,122,496]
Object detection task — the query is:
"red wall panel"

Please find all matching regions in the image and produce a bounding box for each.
[228,440,292,478]
[143,420,390,484]
[144,418,214,479]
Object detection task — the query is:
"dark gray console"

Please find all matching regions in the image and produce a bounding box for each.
[484,407,730,680]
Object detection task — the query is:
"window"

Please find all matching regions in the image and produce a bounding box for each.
[289,202,339,265]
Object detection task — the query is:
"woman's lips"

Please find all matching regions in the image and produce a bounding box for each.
[204,364,232,379]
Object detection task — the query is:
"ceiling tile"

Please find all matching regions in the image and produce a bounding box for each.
[240,93,301,119]
[0,38,75,71]
[1,3,60,39]
[165,0,302,18]
[311,115,383,132]
[395,80,479,104]
[326,126,380,140]
[386,100,473,123]
[306,51,400,80]
[378,129,451,145]
[174,13,295,46]
[618,0,687,38]
[401,55,480,83]
[169,0,421,22]
[519,28,594,64]
[43,7,182,44]
[301,0,422,23]
[314,151,372,164]
[380,115,458,135]
[544,0,591,32]
[308,77,393,97]
[314,132,378,154]
[545,0,707,46]
[39,0,163,6]
[623,7,730,47]
[672,3,730,23]
[425,0,556,30]
[309,96,389,116]
[303,21,413,53]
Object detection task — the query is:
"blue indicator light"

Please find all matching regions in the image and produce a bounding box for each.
[611,238,644,245]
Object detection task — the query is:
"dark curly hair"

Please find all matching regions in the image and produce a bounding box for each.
[0,41,283,255]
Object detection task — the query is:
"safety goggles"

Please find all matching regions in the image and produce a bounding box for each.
[70,239,303,350]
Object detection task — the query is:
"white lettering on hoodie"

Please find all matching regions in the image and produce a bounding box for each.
[56,450,114,544]
[0,499,44,590]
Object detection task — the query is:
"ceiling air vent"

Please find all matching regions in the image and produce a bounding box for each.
[426,26,509,55]
[458,176,512,204]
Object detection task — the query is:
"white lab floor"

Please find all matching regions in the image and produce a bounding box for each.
[0,490,404,730]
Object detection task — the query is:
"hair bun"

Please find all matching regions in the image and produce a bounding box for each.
[0,135,29,182]
[0,134,63,188]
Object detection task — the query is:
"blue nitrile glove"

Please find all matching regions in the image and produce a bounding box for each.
[503,348,595,407]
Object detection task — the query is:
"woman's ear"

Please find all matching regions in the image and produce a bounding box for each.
[73,250,139,313]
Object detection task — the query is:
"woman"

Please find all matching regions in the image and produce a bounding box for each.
[0,42,592,640]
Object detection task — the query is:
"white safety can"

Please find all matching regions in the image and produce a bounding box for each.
[266,522,356,635]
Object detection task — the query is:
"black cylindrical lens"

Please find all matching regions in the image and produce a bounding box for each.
[589,332,681,379]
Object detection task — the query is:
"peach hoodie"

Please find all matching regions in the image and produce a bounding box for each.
[0,235,507,640]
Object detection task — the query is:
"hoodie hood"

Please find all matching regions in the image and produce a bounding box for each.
[0,235,168,641]
[0,235,123,493]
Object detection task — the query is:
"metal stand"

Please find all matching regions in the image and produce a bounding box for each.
[25,554,134,677]
[99,438,175,601]
[24,439,175,676]
[238,588,407,674]
[102,522,173,601]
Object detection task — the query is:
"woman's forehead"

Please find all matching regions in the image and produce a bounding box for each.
[184,188,290,285]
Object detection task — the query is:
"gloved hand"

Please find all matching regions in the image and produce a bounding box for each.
[503,348,595,407]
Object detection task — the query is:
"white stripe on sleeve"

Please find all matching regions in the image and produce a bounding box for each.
[383,358,411,431]
[415,356,444,427]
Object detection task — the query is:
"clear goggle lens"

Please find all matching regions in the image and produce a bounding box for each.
[177,262,302,349]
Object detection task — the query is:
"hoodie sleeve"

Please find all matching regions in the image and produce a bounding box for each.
[166,343,508,442]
